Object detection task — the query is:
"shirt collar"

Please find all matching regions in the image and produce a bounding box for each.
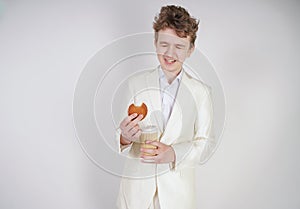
[158,66,183,85]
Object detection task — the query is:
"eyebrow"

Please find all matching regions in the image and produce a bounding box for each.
[159,41,186,47]
[159,41,169,45]
[175,44,185,47]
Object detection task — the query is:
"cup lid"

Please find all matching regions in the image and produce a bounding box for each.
[141,125,157,133]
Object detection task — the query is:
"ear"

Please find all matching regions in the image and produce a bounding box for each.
[187,45,195,57]
[154,39,157,48]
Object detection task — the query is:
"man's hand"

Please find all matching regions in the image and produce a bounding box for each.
[120,113,143,145]
[140,141,176,164]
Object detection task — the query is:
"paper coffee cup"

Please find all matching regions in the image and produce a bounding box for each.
[140,125,158,156]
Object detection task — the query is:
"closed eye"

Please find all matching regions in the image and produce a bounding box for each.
[175,45,185,49]
[160,44,168,47]
[159,41,169,47]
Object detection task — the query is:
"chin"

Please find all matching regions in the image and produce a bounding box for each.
[161,63,182,73]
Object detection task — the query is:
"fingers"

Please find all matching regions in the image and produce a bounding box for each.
[119,114,143,141]
[124,113,143,126]
[131,129,142,141]
[127,113,139,122]
[145,140,162,148]
[128,124,140,136]
[120,113,137,127]
[140,143,171,164]
[140,155,156,163]
[140,147,159,156]
[127,114,143,130]
[121,114,143,132]
[121,125,141,142]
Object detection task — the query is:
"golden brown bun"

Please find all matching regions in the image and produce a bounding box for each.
[128,103,148,120]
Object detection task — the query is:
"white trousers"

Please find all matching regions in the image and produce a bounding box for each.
[148,189,161,209]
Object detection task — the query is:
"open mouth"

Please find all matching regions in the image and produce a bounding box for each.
[164,57,176,64]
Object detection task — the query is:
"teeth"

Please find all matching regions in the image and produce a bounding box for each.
[165,58,176,63]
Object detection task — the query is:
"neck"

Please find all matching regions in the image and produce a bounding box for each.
[162,68,182,84]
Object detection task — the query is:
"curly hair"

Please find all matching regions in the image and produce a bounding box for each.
[153,5,199,48]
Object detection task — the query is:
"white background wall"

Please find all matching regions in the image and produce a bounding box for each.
[0,0,299,208]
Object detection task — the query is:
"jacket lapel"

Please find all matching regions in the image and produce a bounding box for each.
[145,68,190,144]
[145,68,164,134]
[160,71,189,145]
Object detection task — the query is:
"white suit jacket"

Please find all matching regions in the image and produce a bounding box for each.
[116,67,216,209]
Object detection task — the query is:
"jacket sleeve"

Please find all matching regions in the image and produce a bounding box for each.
[170,86,217,170]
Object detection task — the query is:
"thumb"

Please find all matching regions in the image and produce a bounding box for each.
[146,141,162,147]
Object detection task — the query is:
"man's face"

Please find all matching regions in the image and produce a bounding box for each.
[155,28,194,75]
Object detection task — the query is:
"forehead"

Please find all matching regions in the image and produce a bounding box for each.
[157,28,190,46]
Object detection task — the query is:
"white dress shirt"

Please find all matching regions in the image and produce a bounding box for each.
[159,67,183,129]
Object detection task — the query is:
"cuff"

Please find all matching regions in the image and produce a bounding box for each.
[170,142,193,171]
[116,128,132,153]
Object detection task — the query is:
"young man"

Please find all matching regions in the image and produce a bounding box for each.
[116,5,216,209]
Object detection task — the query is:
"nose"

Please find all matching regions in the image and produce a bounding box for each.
[165,45,176,58]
